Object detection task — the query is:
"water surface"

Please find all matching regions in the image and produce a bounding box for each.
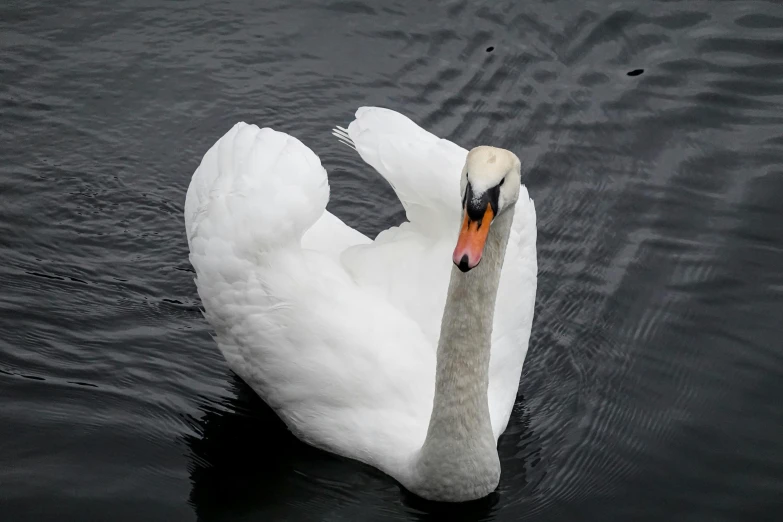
[2,0,783,520]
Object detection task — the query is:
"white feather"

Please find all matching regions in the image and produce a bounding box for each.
[185,108,537,485]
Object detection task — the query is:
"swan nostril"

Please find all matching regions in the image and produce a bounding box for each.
[457,255,471,273]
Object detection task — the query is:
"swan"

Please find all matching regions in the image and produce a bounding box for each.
[184,107,537,502]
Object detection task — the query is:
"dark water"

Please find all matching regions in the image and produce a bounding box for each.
[2,0,783,520]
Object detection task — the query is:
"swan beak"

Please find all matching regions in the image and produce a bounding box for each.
[453,204,494,272]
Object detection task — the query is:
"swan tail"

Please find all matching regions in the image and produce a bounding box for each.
[185,122,329,257]
[334,107,467,233]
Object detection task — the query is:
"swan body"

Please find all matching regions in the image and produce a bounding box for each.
[185,107,537,501]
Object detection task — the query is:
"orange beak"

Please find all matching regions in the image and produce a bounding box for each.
[452,204,494,272]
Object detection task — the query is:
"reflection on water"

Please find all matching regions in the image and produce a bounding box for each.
[186,376,409,521]
[1,0,783,520]
[185,376,534,521]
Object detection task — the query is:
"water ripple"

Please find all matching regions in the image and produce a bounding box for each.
[1,0,782,520]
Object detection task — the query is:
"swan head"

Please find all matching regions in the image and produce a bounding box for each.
[453,146,521,272]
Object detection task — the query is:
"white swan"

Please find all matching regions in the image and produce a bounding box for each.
[184,107,537,502]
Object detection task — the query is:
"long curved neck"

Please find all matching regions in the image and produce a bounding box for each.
[411,209,514,502]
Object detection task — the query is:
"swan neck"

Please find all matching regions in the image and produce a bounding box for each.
[411,209,513,501]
